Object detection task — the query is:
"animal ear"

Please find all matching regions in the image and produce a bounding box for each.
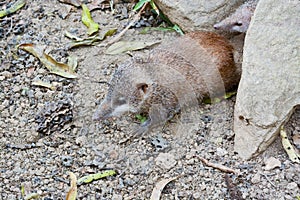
[136,83,149,95]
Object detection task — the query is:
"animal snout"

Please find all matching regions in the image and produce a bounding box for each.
[92,101,112,121]
[213,23,221,30]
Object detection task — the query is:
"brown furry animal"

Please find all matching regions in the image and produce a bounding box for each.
[214,0,258,33]
[93,32,240,135]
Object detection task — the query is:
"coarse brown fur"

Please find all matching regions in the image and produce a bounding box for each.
[93,31,240,135]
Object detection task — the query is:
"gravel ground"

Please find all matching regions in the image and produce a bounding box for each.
[0,0,299,199]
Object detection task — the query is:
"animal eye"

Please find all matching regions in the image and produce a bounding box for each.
[234,21,243,26]
[116,97,126,105]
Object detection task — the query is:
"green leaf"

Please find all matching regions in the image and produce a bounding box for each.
[133,0,150,11]
[77,170,116,185]
[0,0,26,18]
[224,91,237,99]
[20,184,25,198]
[105,40,160,55]
[81,4,99,35]
[149,1,159,15]
[136,114,147,123]
[172,25,184,35]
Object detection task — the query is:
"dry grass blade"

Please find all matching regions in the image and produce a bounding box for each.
[150,177,178,200]
[66,172,77,200]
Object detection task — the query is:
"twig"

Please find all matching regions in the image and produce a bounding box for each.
[105,2,149,46]
[260,173,277,188]
[199,157,237,174]
[6,17,13,35]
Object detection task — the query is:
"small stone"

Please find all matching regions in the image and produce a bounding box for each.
[155,153,177,170]
[1,71,12,78]
[286,182,297,190]
[264,157,281,170]
[12,85,21,92]
[193,192,201,199]
[251,173,261,184]
[216,147,228,157]
[112,194,122,200]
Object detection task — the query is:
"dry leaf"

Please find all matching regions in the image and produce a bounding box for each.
[280,126,300,163]
[19,44,77,78]
[105,40,160,55]
[150,177,178,200]
[66,172,77,200]
[32,80,56,90]
[66,29,117,48]
[24,193,40,200]
[67,56,78,71]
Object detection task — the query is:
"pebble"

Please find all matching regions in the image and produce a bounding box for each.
[286,182,298,190]
[216,147,228,157]
[264,157,281,170]
[1,71,12,78]
[193,192,201,199]
[155,153,177,170]
[251,173,261,184]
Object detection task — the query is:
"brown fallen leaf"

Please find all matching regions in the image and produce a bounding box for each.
[66,172,77,200]
[150,176,178,200]
[19,44,77,79]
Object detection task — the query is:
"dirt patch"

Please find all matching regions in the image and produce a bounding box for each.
[0,0,299,199]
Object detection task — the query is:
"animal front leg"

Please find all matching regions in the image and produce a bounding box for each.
[132,104,170,136]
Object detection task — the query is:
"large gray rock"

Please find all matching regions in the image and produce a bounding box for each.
[234,0,300,159]
[154,0,244,31]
